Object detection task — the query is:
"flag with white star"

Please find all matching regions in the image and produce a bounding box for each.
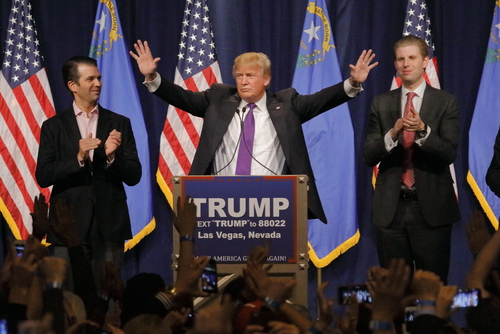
[293,0,359,268]
[391,0,440,89]
[90,0,155,250]
[157,0,222,207]
[468,3,500,230]
[0,0,55,239]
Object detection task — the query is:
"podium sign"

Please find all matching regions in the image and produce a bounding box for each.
[172,175,308,264]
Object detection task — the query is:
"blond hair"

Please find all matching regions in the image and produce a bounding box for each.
[232,52,272,79]
[393,35,428,60]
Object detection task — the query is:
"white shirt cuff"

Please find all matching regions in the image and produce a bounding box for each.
[384,130,397,151]
[344,78,363,97]
[143,73,161,93]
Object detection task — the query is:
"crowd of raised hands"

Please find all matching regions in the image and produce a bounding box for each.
[0,195,499,334]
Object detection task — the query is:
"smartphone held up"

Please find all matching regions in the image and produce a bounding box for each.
[338,284,372,305]
[201,258,218,293]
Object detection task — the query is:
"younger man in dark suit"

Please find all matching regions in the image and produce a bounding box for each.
[36,56,142,280]
[364,35,460,283]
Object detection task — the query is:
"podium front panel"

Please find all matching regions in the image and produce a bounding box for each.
[172,175,308,264]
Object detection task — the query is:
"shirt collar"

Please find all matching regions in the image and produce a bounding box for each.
[239,93,267,113]
[73,101,99,117]
[401,81,426,99]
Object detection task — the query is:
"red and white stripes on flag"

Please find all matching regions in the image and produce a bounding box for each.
[156,0,222,206]
[0,0,55,239]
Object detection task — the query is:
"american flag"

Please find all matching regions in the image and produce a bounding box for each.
[391,0,440,90]
[156,0,222,206]
[0,0,55,239]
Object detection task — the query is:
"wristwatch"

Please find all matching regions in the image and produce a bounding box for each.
[416,124,428,138]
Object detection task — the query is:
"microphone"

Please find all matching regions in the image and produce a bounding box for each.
[236,106,246,121]
[237,106,247,115]
[237,107,278,176]
[213,108,244,175]
[214,106,277,176]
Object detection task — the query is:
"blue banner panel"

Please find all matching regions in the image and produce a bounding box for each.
[180,176,299,263]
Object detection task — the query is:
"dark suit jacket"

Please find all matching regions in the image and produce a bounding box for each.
[364,85,460,227]
[153,75,351,223]
[35,105,142,243]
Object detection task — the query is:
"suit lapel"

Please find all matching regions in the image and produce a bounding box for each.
[267,93,288,160]
[60,107,82,149]
[212,93,240,152]
[95,106,114,165]
[420,84,436,121]
[96,105,112,141]
[390,88,402,123]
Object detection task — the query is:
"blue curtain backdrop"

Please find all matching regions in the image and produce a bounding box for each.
[1,0,496,318]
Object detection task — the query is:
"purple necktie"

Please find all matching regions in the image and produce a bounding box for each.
[235,103,256,175]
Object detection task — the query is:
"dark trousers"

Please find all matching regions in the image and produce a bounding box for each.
[375,195,452,283]
[50,211,124,290]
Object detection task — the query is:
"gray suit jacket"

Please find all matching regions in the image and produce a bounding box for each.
[154,75,352,223]
[364,85,461,227]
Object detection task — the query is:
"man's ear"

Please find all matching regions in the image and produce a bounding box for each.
[264,76,271,88]
[67,81,77,94]
[422,56,429,69]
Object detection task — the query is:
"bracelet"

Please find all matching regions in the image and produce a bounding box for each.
[417,299,437,307]
[369,320,394,331]
[264,296,281,310]
[45,281,63,290]
[308,326,323,334]
[155,291,174,312]
[180,235,195,243]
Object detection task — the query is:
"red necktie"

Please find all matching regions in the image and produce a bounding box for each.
[402,92,417,188]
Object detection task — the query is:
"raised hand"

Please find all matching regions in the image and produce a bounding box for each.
[412,269,442,302]
[370,259,411,323]
[436,285,458,320]
[349,49,378,86]
[50,199,80,248]
[99,261,124,302]
[173,196,197,237]
[30,193,49,240]
[129,40,161,81]
[315,281,335,331]
[174,256,210,298]
[38,256,67,285]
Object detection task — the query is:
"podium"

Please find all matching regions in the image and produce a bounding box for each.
[172,175,309,306]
